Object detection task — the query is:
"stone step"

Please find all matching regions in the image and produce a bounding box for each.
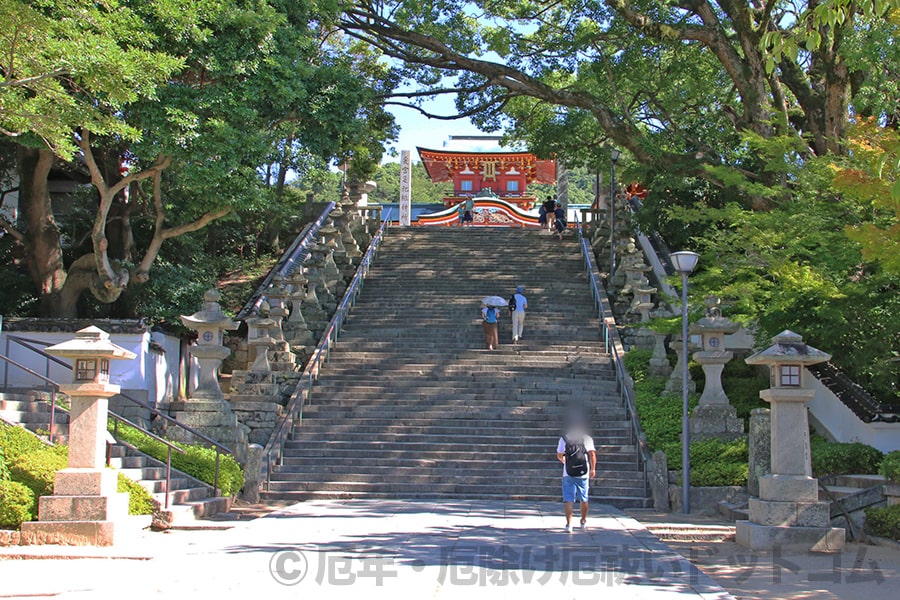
[286,431,634,445]
[292,416,633,427]
[830,474,885,489]
[258,489,652,508]
[261,480,647,495]
[0,409,69,424]
[279,447,639,461]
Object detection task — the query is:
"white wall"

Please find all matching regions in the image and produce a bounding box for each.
[1,330,180,410]
[806,369,900,454]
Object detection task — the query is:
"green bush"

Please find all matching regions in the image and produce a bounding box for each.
[9,447,67,497]
[810,438,884,477]
[865,504,900,541]
[663,437,749,486]
[0,423,50,462]
[0,446,9,483]
[880,451,900,483]
[0,480,35,529]
[623,349,653,383]
[117,474,156,516]
[111,423,244,496]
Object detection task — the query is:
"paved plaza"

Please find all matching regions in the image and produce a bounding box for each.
[1,500,732,599]
[4,500,900,599]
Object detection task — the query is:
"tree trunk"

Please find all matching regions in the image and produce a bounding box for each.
[18,145,67,316]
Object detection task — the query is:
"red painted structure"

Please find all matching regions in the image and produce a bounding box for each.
[417,148,556,209]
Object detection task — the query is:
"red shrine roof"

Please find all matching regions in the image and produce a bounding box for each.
[417,148,556,184]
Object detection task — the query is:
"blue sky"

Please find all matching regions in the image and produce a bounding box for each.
[383,93,506,161]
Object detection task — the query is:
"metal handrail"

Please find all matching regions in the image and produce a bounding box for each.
[573,214,653,478]
[3,334,231,496]
[262,209,392,489]
[237,202,337,320]
[0,352,187,508]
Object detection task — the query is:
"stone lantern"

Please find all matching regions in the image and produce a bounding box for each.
[736,330,844,551]
[688,297,743,440]
[180,289,236,400]
[265,277,290,344]
[245,302,276,372]
[664,336,698,395]
[21,327,135,546]
[285,269,314,346]
[336,201,362,260]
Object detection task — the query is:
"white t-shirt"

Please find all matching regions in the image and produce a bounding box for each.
[512,293,527,313]
[557,434,595,479]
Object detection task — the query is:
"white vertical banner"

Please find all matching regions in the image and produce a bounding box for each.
[399,150,412,226]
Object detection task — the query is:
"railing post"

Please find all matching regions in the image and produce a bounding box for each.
[165,447,172,509]
[49,389,57,445]
[266,453,271,491]
[3,336,9,388]
[214,450,220,498]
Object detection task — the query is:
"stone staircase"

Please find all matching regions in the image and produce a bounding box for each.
[262,228,652,507]
[0,389,228,522]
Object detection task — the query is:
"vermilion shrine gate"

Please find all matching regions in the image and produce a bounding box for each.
[417,148,556,209]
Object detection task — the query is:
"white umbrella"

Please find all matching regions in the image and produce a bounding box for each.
[482,295,508,308]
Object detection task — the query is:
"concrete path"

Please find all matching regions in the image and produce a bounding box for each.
[0,500,731,599]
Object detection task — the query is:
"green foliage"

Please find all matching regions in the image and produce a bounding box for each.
[117,473,156,516]
[623,349,653,383]
[370,162,451,205]
[0,423,155,517]
[8,446,67,497]
[810,437,885,477]
[0,480,35,529]
[111,423,244,496]
[879,451,900,483]
[865,504,900,541]
[0,444,8,483]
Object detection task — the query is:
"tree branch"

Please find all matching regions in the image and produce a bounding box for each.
[0,215,24,244]
[0,68,68,88]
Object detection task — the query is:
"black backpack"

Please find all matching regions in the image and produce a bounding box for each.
[508,294,517,311]
[564,434,588,477]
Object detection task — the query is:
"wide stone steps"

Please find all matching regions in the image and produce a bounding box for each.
[263,228,650,508]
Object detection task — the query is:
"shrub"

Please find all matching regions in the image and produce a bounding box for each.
[663,437,749,486]
[0,480,36,529]
[111,423,244,496]
[117,474,157,516]
[0,423,50,461]
[623,349,653,383]
[865,504,900,541]
[9,446,67,497]
[810,438,884,477]
[880,451,900,483]
[0,446,9,483]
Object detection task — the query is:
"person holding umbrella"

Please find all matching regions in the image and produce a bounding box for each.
[481,296,505,350]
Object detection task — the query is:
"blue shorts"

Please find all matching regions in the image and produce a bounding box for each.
[562,475,589,503]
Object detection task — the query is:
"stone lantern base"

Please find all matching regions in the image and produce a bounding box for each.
[736,474,845,552]
[690,404,745,441]
[20,469,128,546]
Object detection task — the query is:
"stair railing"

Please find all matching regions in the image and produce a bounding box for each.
[237,201,336,320]
[262,209,392,490]
[0,351,186,508]
[574,214,653,485]
[2,334,231,496]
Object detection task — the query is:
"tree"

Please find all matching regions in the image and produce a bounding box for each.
[370,162,452,204]
[1,0,397,317]
[341,1,900,201]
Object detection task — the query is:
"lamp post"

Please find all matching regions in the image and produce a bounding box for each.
[670,250,700,513]
[609,148,621,276]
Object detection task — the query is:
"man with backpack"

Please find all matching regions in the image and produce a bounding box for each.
[556,426,597,531]
[508,285,528,343]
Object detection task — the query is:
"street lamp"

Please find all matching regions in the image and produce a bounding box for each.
[609,148,621,276]
[670,250,700,514]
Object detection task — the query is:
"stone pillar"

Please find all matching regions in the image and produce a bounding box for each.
[284,270,315,348]
[748,408,771,498]
[265,277,289,344]
[650,450,670,511]
[664,338,697,395]
[21,327,135,546]
[240,443,264,504]
[648,331,672,378]
[736,330,845,552]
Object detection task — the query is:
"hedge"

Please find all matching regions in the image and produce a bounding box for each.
[0,423,155,529]
[0,480,35,529]
[111,422,244,496]
[865,504,900,541]
[880,451,900,483]
[810,436,884,477]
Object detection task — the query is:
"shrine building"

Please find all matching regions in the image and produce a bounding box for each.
[417,148,556,209]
